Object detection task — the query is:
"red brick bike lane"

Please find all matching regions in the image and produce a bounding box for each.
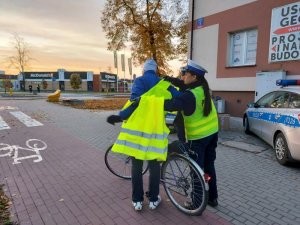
[0,123,232,225]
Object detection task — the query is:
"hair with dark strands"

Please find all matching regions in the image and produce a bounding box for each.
[188,72,212,117]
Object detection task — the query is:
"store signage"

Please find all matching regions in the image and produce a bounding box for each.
[269,2,300,62]
[24,72,58,79]
[101,72,117,82]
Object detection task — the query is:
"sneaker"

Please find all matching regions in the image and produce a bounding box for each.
[149,195,161,210]
[132,201,143,211]
[208,199,218,207]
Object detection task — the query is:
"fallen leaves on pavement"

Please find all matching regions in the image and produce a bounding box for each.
[60,98,129,110]
[0,184,17,225]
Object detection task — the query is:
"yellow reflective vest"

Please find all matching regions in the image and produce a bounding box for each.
[112,80,172,161]
[183,87,219,140]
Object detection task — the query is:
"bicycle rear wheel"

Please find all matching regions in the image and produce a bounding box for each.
[161,154,208,216]
[104,145,149,179]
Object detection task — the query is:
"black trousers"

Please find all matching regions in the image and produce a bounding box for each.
[188,132,218,201]
[131,158,160,202]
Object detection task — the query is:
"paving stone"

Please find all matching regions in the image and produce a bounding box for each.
[220,140,266,153]
[1,99,300,225]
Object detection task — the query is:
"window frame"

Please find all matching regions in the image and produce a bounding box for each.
[228,28,258,67]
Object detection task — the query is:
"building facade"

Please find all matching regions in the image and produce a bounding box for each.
[0,74,18,90]
[16,70,133,92]
[18,70,94,92]
[189,0,300,117]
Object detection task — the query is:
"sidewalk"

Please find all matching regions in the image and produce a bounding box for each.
[0,122,231,225]
[2,99,299,225]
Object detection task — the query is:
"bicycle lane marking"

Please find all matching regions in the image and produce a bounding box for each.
[0,110,45,165]
[0,139,47,165]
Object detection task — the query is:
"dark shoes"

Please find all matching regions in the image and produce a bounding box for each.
[208,199,218,207]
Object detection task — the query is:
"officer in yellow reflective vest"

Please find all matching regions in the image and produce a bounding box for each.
[107,59,179,211]
[164,59,219,208]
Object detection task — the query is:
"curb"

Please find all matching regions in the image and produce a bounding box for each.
[220,140,267,153]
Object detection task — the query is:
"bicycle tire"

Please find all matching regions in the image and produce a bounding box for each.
[161,154,208,216]
[104,145,149,179]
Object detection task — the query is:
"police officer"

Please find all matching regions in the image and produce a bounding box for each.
[164,59,219,207]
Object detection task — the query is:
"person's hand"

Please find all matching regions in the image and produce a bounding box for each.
[107,115,123,125]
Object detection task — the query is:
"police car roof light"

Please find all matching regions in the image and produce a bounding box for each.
[276,79,300,87]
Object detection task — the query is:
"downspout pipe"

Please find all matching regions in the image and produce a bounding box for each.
[190,0,195,60]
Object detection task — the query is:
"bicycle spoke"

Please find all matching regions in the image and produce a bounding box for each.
[172,158,191,180]
[162,154,208,216]
[166,186,189,197]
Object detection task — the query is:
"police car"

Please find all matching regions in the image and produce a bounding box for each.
[243,79,300,165]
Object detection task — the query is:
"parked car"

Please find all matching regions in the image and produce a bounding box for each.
[243,80,300,165]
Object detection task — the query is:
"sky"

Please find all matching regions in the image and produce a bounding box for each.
[0,0,180,78]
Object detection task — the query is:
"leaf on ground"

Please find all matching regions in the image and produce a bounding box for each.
[58,98,129,110]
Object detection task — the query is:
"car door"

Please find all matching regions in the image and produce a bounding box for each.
[260,91,290,144]
[248,92,277,136]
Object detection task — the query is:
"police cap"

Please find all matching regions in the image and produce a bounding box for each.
[181,59,208,76]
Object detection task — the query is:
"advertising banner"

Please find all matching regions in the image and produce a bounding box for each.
[128,57,132,75]
[269,2,300,62]
[121,54,125,71]
[114,51,118,68]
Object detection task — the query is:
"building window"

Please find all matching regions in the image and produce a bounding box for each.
[229,29,258,67]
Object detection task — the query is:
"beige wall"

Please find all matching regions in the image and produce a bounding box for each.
[191,24,256,91]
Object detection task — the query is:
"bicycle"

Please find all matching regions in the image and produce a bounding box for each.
[104,139,210,216]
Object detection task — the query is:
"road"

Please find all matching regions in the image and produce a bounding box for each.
[0,99,299,225]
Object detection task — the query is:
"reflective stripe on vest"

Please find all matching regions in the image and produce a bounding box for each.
[183,87,219,140]
[112,80,172,161]
[120,128,168,140]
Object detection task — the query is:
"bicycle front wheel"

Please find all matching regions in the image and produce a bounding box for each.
[161,154,208,216]
[104,145,149,179]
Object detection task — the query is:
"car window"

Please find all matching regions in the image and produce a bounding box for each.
[257,92,277,108]
[270,92,290,108]
[289,93,300,108]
